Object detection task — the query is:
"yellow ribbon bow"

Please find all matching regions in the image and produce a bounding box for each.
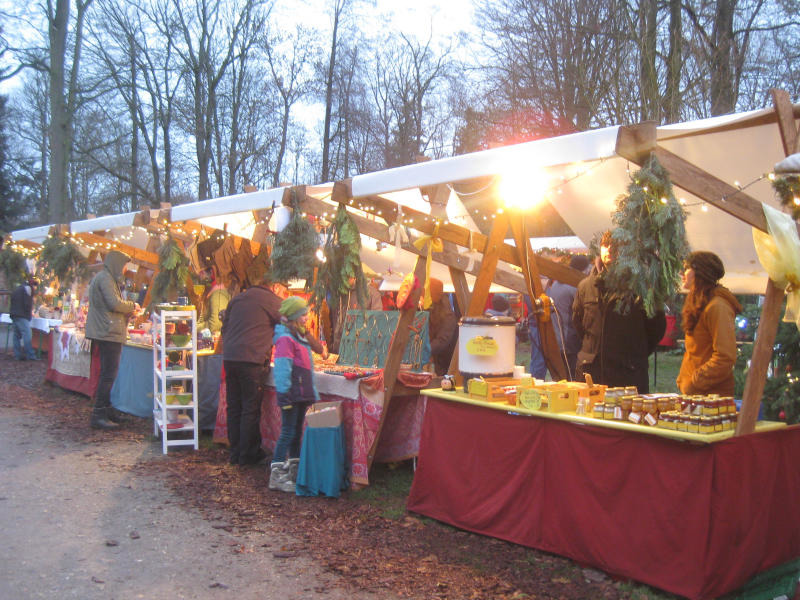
[412,223,444,309]
[753,202,800,330]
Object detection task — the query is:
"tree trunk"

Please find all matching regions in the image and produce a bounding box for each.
[710,0,736,115]
[638,0,659,122]
[320,0,344,183]
[663,0,682,123]
[48,0,71,224]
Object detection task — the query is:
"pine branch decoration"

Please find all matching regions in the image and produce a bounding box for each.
[270,191,319,286]
[772,175,800,220]
[39,236,88,292]
[603,154,689,317]
[311,204,368,313]
[0,247,29,287]
[151,234,190,305]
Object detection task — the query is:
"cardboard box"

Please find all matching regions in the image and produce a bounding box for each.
[306,401,343,428]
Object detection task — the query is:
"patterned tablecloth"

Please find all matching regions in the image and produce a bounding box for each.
[214,369,428,487]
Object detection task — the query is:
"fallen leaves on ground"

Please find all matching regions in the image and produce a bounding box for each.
[0,352,672,600]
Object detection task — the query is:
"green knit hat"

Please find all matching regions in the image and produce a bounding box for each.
[280,296,308,321]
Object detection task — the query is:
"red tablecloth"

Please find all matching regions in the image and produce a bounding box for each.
[214,370,426,487]
[407,396,800,600]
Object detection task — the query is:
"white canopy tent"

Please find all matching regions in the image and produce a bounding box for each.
[348,107,796,294]
[11,225,52,244]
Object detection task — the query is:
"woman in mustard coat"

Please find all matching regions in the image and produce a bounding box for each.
[676,251,742,396]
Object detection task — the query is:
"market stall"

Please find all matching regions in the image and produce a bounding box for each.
[312,91,800,597]
[407,390,800,600]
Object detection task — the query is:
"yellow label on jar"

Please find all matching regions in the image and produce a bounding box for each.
[466,336,498,356]
[518,388,542,410]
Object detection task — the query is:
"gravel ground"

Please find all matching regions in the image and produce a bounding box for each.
[0,356,394,600]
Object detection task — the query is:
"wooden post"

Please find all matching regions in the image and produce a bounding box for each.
[737,89,800,435]
[509,215,568,381]
[737,279,785,434]
[368,257,427,468]
[423,183,470,377]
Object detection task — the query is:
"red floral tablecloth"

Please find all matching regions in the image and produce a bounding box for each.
[213,368,427,486]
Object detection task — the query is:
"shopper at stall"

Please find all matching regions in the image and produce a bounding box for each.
[269,296,327,493]
[572,231,665,393]
[548,254,590,380]
[676,251,742,396]
[427,278,458,376]
[197,267,234,334]
[485,294,510,316]
[85,251,140,429]
[9,277,39,361]
[220,272,283,466]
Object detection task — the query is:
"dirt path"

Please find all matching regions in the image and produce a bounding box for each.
[0,402,391,600]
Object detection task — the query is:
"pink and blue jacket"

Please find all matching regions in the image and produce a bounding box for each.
[272,322,319,407]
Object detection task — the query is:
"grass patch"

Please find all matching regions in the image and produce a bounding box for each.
[350,460,415,520]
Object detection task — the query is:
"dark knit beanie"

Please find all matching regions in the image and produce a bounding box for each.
[491,294,510,313]
[687,251,725,284]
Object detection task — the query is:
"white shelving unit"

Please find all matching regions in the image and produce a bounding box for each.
[152,307,199,454]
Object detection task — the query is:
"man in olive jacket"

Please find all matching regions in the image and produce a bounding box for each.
[85,250,139,429]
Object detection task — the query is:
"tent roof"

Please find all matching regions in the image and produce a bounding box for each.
[348,106,796,294]
[11,225,52,243]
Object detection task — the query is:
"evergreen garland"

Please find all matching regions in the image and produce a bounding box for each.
[39,236,89,292]
[150,234,190,305]
[270,191,319,286]
[311,204,368,314]
[0,246,29,287]
[603,154,689,317]
[771,175,800,220]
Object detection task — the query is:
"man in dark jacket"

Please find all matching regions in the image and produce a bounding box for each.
[220,274,282,466]
[427,278,458,376]
[9,278,38,361]
[85,250,139,429]
[572,233,665,393]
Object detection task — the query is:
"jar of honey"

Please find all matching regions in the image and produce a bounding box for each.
[657,396,673,413]
[592,402,605,419]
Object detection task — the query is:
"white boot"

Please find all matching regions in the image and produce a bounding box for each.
[285,458,300,486]
[268,462,289,491]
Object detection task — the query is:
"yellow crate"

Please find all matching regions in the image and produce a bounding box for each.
[468,377,520,404]
[536,384,579,413]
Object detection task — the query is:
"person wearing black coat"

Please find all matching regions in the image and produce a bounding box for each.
[220,275,282,466]
[572,237,665,394]
[9,278,38,361]
[427,278,458,377]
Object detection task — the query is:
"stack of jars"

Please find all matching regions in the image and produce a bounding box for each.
[590,391,738,434]
[658,395,738,434]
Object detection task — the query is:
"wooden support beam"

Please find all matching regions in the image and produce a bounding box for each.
[296,185,584,288]
[70,231,159,269]
[615,121,658,164]
[737,89,799,435]
[652,147,769,232]
[293,192,531,293]
[509,216,568,381]
[737,279,784,435]
[426,184,471,377]
[771,89,799,155]
[368,257,427,468]
[465,211,510,317]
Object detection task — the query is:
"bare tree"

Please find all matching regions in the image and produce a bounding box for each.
[169,0,263,200]
[47,0,95,223]
[320,0,349,183]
